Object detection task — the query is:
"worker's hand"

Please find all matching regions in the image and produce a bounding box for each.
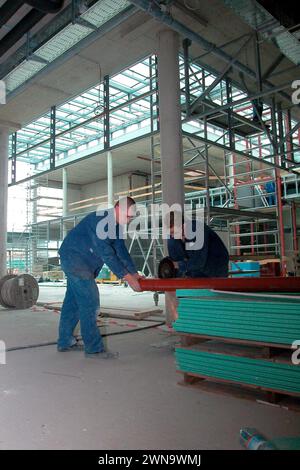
[123,273,143,292]
[133,272,146,280]
[172,261,179,269]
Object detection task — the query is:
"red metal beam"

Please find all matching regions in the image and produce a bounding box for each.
[275,166,286,276]
[139,277,300,292]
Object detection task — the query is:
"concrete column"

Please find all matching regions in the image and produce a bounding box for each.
[62,167,68,239]
[157,30,185,325]
[0,127,9,278]
[158,29,184,210]
[107,151,114,207]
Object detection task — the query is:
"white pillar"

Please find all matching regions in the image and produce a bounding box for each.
[0,127,9,278]
[158,29,184,210]
[157,30,185,325]
[107,151,114,207]
[62,167,68,239]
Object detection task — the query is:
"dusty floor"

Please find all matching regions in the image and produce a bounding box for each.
[0,284,299,450]
[37,282,163,310]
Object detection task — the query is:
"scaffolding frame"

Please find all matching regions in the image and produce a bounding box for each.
[7,22,300,275]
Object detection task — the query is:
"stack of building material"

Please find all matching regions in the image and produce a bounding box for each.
[174,290,300,346]
[173,289,300,403]
[176,346,300,396]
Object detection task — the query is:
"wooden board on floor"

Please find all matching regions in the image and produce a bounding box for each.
[38,302,163,321]
[178,372,300,412]
[176,332,292,356]
[176,339,292,364]
[100,307,163,321]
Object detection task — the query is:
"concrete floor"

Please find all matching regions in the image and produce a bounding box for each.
[37,283,163,310]
[0,284,299,449]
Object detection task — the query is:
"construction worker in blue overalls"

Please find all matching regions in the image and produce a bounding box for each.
[167,212,229,278]
[57,197,142,359]
[264,181,276,206]
[164,212,229,323]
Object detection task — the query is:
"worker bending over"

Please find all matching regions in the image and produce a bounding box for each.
[167,212,229,278]
[57,197,142,358]
[163,212,229,323]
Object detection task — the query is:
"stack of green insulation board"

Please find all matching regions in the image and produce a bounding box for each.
[175,346,300,395]
[173,289,300,346]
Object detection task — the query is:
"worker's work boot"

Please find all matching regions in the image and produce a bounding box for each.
[85,350,119,360]
[57,342,84,352]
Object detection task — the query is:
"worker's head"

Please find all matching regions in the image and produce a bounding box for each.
[114,197,136,225]
[165,210,184,239]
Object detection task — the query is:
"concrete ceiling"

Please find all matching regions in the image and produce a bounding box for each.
[0,0,299,128]
[175,0,299,118]
[0,9,160,126]
[0,0,72,63]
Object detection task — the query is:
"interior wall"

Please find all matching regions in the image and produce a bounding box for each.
[68,172,148,214]
[67,186,82,215]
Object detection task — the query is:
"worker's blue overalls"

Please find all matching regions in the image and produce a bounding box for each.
[57,209,137,353]
[167,221,229,278]
[264,181,276,206]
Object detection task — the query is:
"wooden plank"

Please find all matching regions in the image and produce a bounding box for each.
[133,308,163,320]
[181,336,209,347]
[100,307,163,321]
[176,340,292,363]
[176,332,292,352]
[178,375,300,412]
[177,370,300,400]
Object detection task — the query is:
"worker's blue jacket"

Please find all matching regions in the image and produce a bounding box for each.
[58,209,137,279]
[168,221,229,278]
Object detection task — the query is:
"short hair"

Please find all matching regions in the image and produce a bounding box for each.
[114,197,136,209]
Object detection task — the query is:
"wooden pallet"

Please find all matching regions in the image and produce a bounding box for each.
[177,332,293,359]
[176,337,300,410]
[178,370,300,412]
